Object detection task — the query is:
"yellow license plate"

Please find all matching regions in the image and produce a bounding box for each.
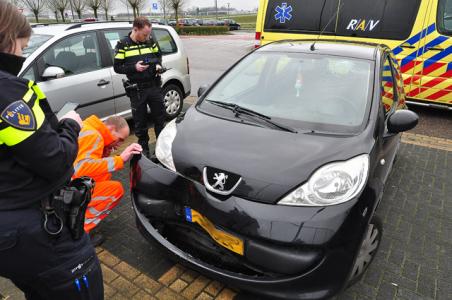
[185,207,244,255]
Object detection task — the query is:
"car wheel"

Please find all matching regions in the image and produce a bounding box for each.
[163,84,183,119]
[348,216,382,285]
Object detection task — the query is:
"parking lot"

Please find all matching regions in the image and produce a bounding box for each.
[1,33,451,300]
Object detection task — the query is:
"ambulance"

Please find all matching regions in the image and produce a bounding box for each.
[256,0,452,109]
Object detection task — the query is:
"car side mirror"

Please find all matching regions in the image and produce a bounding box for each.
[42,66,65,80]
[387,110,418,134]
[197,84,210,97]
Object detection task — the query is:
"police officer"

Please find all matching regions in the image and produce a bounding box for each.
[0,1,104,299]
[114,17,165,158]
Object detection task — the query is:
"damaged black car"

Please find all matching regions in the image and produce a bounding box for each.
[130,40,418,299]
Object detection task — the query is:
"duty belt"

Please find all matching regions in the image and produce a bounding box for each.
[41,177,95,240]
[134,81,159,89]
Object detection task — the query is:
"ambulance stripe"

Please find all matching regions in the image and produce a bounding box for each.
[402,62,445,86]
[424,45,452,68]
[404,74,422,85]
[393,24,436,55]
[422,77,447,88]
[422,62,446,75]
[401,60,422,73]
[400,36,448,69]
[407,88,423,97]
[407,69,452,97]
[426,85,452,100]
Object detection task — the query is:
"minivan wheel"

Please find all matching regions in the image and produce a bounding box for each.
[348,216,382,286]
[163,84,183,119]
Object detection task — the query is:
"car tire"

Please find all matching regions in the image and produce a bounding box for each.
[162,84,184,119]
[348,216,383,286]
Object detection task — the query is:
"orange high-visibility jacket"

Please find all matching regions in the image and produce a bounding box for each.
[73,115,123,182]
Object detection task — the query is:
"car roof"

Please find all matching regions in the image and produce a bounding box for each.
[31,22,172,37]
[257,40,387,61]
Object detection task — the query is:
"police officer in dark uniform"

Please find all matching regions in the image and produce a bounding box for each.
[0,1,103,299]
[113,17,165,157]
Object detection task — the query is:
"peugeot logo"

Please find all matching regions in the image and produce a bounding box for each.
[212,173,228,190]
[203,167,242,196]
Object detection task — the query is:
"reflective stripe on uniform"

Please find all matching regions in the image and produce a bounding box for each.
[124,48,152,57]
[0,80,46,146]
[73,132,101,174]
[115,52,125,59]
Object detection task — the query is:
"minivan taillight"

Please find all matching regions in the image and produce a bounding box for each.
[187,57,190,74]
[255,32,261,48]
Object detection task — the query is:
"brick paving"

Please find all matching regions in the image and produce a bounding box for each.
[1,128,451,299]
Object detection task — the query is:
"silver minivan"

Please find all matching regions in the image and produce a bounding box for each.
[20,22,191,119]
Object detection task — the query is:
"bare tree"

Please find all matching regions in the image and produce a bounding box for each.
[50,0,69,22]
[85,0,101,19]
[21,0,47,22]
[158,0,171,23]
[71,0,84,19]
[100,0,114,20]
[127,0,145,18]
[170,0,184,26]
[47,0,60,22]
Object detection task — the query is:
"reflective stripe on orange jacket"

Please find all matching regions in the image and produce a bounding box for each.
[73,115,123,182]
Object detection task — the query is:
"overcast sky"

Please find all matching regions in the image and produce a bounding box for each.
[185,0,259,11]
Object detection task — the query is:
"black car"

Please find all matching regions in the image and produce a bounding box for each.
[130,41,418,299]
[222,19,241,30]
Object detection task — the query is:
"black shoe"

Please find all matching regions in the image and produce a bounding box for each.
[89,233,105,247]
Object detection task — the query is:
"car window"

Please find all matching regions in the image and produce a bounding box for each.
[22,66,36,81]
[201,52,373,134]
[152,29,177,55]
[264,0,421,40]
[102,29,130,60]
[438,0,452,35]
[381,56,397,115]
[41,32,102,77]
[22,34,52,57]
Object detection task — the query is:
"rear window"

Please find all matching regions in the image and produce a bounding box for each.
[264,0,421,40]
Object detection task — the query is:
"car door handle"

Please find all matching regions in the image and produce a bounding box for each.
[97,79,110,87]
[400,43,415,49]
[426,46,444,51]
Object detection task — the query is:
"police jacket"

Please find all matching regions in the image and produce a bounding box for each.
[0,52,81,211]
[113,33,162,85]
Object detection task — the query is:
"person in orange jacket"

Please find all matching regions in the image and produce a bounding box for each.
[73,115,142,245]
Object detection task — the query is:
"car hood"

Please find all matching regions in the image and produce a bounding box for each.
[172,108,373,204]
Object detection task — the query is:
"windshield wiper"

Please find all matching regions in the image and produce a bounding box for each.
[205,99,297,133]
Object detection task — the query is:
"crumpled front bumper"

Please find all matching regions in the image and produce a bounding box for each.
[131,157,376,300]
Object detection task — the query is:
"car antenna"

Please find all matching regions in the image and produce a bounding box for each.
[311,0,344,51]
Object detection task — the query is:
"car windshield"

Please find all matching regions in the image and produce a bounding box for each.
[23,34,52,57]
[200,51,373,134]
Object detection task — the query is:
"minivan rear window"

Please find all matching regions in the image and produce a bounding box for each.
[264,0,421,40]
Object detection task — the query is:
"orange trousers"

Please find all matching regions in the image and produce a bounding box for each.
[84,180,124,233]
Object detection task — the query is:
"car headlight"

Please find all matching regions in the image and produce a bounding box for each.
[155,119,177,172]
[278,154,369,206]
